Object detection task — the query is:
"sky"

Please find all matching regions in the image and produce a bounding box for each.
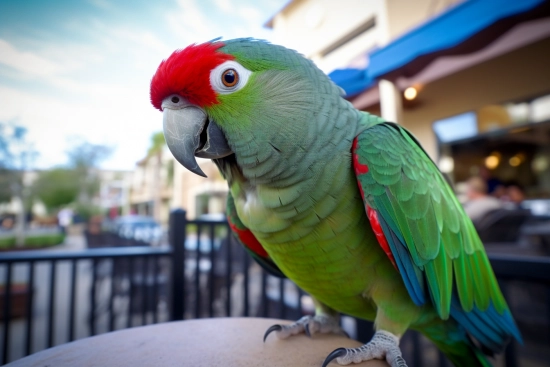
[0,0,286,170]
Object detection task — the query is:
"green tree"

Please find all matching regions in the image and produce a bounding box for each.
[147,131,166,157]
[66,140,112,204]
[0,123,38,244]
[0,125,33,202]
[32,168,80,211]
[0,168,13,203]
[32,140,112,219]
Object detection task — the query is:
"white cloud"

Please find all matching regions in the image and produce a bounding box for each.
[87,0,113,10]
[165,1,275,47]
[0,39,63,78]
[0,38,104,94]
[0,80,160,170]
[167,0,219,44]
[37,40,104,69]
[0,21,171,170]
[215,0,232,12]
[88,17,172,56]
[0,21,169,93]
[109,28,172,55]
[0,0,281,170]
[238,6,262,23]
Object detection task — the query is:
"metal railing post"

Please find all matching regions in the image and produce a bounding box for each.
[169,209,187,321]
[2,263,13,365]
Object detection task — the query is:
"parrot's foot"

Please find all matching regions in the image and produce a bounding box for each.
[263,314,348,342]
[322,330,408,367]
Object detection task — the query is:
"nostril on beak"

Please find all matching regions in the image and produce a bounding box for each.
[171,96,180,103]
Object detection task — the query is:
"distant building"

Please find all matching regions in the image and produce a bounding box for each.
[171,156,228,220]
[1,169,137,225]
[129,146,227,225]
[266,0,460,74]
[96,169,133,217]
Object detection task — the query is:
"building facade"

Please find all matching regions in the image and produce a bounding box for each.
[268,0,550,199]
[129,146,227,224]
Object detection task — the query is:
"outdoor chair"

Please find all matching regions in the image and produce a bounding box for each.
[475,208,532,243]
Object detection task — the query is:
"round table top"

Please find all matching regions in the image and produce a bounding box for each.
[8,317,389,367]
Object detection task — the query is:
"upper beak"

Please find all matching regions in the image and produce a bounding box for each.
[162,97,232,177]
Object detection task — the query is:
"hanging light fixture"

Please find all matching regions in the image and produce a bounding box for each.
[404,87,417,101]
[485,152,501,169]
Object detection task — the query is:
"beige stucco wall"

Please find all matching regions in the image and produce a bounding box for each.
[384,0,463,41]
[399,37,550,160]
[270,0,465,72]
[172,159,226,219]
[272,0,386,72]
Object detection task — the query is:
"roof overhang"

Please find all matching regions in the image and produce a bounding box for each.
[329,0,550,106]
[328,68,375,97]
[368,0,550,81]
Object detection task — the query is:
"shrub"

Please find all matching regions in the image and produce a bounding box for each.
[0,233,65,250]
[0,236,16,249]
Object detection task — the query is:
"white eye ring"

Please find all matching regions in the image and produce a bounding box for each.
[210,60,252,94]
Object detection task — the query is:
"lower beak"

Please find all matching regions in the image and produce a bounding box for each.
[162,102,232,177]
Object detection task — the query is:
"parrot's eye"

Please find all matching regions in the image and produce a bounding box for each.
[221,69,239,87]
[210,60,252,95]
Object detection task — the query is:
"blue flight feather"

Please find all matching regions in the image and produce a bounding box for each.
[377,209,426,306]
[450,297,522,353]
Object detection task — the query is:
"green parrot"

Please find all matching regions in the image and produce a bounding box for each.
[150,38,521,367]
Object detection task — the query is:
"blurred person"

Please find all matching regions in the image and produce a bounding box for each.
[109,206,119,219]
[507,185,525,204]
[454,181,469,205]
[463,176,503,222]
[57,207,73,235]
[479,166,503,195]
[501,181,526,207]
[491,184,507,199]
[1,216,14,231]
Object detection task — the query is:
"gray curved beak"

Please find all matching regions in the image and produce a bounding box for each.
[162,97,232,177]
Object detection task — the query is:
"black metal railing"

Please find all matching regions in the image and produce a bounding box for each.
[1,209,550,366]
[0,246,171,364]
[168,210,306,322]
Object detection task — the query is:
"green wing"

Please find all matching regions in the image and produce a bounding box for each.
[354,122,507,319]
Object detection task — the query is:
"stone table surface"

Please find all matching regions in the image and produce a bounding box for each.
[7,317,389,367]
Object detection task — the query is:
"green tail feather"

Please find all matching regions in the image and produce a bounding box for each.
[421,318,495,367]
[430,338,493,367]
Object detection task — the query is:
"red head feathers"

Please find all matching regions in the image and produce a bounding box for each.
[150,42,234,110]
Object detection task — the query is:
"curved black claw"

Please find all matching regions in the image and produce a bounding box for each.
[263,324,282,342]
[305,323,312,338]
[322,347,347,367]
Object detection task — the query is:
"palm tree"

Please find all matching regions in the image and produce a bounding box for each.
[148,132,166,222]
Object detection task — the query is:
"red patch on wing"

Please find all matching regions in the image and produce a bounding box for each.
[228,221,269,258]
[367,206,397,269]
[150,42,234,110]
[352,137,369,175]
[352,137,368,199]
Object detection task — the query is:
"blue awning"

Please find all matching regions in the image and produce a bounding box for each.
[329,0,549,96]
[328,68,374,96]
[368,0,548,80]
